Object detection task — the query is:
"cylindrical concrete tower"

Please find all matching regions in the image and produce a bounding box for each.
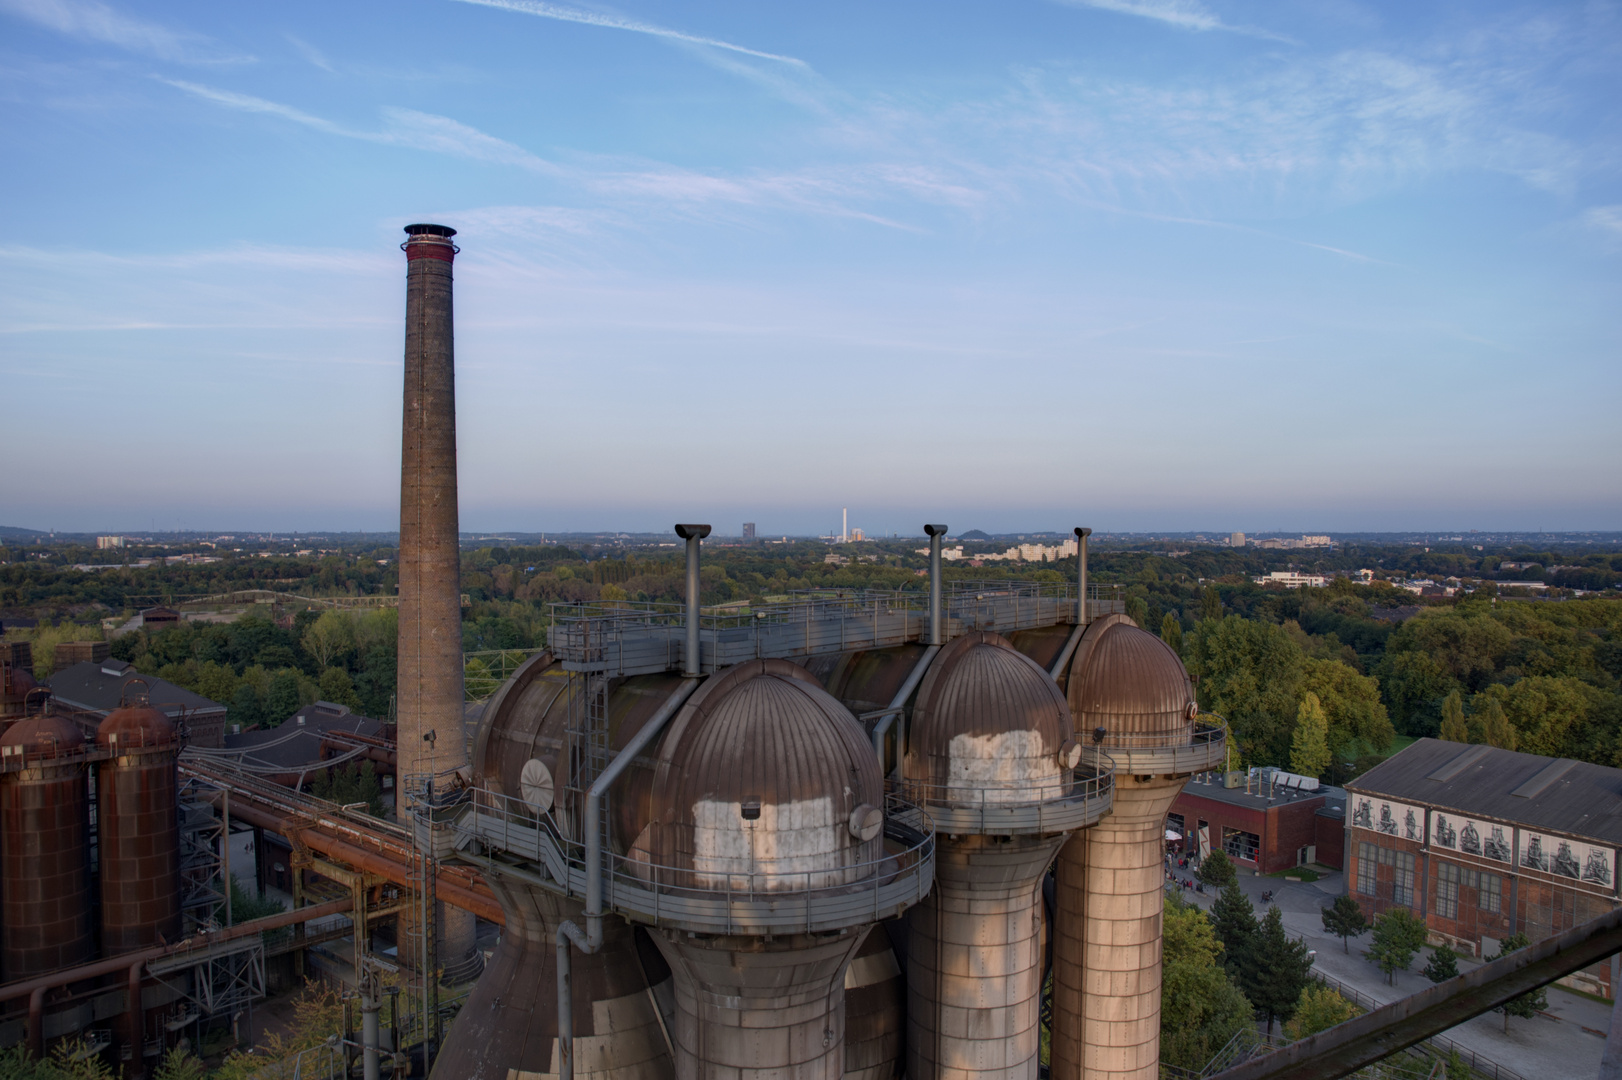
[397,222,481,982]
[638,659,887,1080]
[0,710,95,982]
[1049,616,1224,1080]
[901,632,1096,1080]
[433,654,681,1080]
[843,925,906,1080]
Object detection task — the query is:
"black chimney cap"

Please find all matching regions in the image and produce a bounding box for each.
[674,524,712,540]
[403,223,457,238]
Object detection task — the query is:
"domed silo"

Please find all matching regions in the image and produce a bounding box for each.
[1049,615,1225,1080]
[638,659,889,1080]
[900,631,1106,1080]
[97,694,182,955]
[432,653,681,1080]
[0,708,95,982]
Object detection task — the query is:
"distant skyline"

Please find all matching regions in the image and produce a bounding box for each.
[2,0,1619,533]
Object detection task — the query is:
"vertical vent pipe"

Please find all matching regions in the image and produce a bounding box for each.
[924,524,948,646]
[674,524,711,677]
[1075,526,1092,624]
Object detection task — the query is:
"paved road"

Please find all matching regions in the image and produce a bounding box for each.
[1167,862,1615,1079]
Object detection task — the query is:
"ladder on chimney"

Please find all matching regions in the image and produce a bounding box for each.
[565,672,614,881]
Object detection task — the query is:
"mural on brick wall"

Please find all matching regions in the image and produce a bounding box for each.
[1430,813,1513,864]
[1518,830,1615,888]
[1350,795,1425,843]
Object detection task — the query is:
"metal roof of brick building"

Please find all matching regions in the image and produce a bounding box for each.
[1347,737,1622,846]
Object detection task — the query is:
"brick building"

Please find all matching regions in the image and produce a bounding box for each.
[1169,772,1347,874]
[1347,739,1622,997]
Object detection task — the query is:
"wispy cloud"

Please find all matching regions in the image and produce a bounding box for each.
[0,0,251,63]
[451,0,807,66]
[285,34,334,73]
[1583,205,1622,252]
[159,78,564,175]
[1053,0,1294,43]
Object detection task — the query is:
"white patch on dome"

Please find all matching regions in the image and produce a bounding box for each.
[692,796,856,890]
[946,730,1063,804]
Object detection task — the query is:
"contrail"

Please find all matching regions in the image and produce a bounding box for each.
[452,0,808,66]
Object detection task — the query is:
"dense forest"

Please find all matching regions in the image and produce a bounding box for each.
[4,538,1619,773]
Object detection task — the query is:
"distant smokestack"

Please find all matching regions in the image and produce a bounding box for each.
[398,224,463,781]
[842,507,848,544]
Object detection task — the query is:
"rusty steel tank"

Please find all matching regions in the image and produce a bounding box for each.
[97,691,182,955]
[431,653,681,1080]
[635,659,886,1080]
[0,705,96,982]
[901,631,1091,1080]
[1048,615,1224,1080]
[843,923,906,1080]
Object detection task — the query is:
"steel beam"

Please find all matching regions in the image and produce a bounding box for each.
[1213,907,1622,1080]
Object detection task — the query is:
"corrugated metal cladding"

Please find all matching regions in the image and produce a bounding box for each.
[640,659,883,888]
[906,631,1072,797]
[96,700,182,955]
[0,714,95,981]
[843,925,906,1080]
[1067,615,1194,740]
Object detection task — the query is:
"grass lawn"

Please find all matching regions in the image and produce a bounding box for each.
[1269,867,1321,882]
[1386,735,1418,754]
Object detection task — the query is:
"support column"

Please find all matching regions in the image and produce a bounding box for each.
[1052,777,1180,1080]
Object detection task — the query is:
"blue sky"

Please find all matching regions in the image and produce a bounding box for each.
[1,0,1618,537]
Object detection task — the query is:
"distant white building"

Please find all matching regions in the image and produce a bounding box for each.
[96,535,125,549]
[919,538,1077,564]
[1254,571,1328,589]
[1230,532,1246,547]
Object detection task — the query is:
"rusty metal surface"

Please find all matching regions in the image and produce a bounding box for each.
[1213,906,1622,1080]
[430,879,675,1080]
[905,631,1073,803]
[398,223,465,783]
[1005,625,1075,685]
[0,714,95,981]
[802,643,932,716]
[637,659,884,887]
[1066,614,1195,746]
[97,703,181,955]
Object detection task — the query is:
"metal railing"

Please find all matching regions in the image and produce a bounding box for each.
[464,648,548,702]
[455,785,935,936]
[901,756,1115,835]
[1307,971,1526,1080]
[1104,718,1229,774]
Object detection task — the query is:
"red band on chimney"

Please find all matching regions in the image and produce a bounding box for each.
[405,242,455,264]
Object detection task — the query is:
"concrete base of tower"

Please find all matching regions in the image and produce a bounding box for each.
[652,927,870,1080]
[907,833,1069,1080]
[1051,776,1183,1080]
[431,881,675,1080]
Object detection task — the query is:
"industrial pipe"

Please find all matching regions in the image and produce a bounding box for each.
[361,990,381,1080]
[1074,526,1092,624]
[924,524,949,645]
[0,897,355,1005]
[674,524,711,677]
[127,962,145,1080]
[866,644,940,777]
[556,676,701,1080]
[1049,623,1086,681]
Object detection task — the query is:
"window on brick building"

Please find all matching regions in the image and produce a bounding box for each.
[1478,872,1502,914]
[1223,828,1260,863]
[1394,850,1416,907]
[1436,862,1459,919]
[1358,842,1377,897]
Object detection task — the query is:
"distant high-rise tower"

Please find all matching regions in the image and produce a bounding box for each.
[1230,531,1246,548]
[842,507,848,543]
[743,522,756,541]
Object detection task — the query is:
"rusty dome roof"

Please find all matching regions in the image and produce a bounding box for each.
[904,631,1074,797]
[0,711,85,758]
[97,695,176,751]
[639,659,883,888]
[1066,614,1195,740]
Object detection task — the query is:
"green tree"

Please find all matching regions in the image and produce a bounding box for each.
[1321,894,1370,954]
[1283,984,1358,1040]
[1438,690,1468,743]
[1201,585,1222,623]
[1300,658,1395,761]
[1366,908,1428,985]
[1189,615,1305,764]
[265,669,303,724]
[1161,612,1184,655]
[1126,595,1149,628]
[1160,895,1253,1071]
[1291,692,1332,779]
[228,683,264,729]
[301,609,355,669]
[1237,905,1315,1033]
[1197,848,1238,889]
[151,1046,206,1080]
[317,666,364,711]
[1210,882,1257,976]
[1478,697,1518,751]
[1422,943,1460,983]
[1491,934,1547,1033]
